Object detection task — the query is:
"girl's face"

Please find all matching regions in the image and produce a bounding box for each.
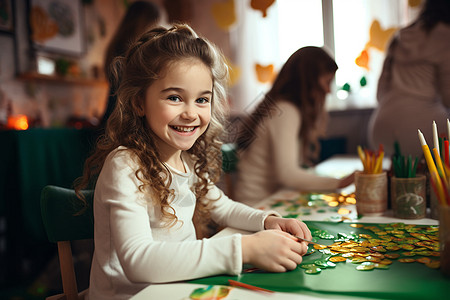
[318,71,335,94]
[143,58,212,158]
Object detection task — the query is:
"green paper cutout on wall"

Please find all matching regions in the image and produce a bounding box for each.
[360,76,367,87]
[342,83,351,92]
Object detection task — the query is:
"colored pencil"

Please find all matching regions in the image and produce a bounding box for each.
[357,145,384,174]
[357,145,367,170]
[447,119,450,142]
[418,129,447,205]
[445,139,450,167]
[433,121,440,158]
[433,147,447,183]
[228,280,274,293]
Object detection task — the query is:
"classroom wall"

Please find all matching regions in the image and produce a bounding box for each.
[0,0,233,127]
[327,108,373,155]
[0,0,369,153]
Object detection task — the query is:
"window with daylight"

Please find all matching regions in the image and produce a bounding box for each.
[230,0,418,114]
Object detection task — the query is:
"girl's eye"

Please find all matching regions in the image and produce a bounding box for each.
[167,96,181,102]
[196,97,210,104]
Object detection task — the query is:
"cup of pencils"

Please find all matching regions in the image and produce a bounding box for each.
[418,119,450,276]
[391,155,426,219]
[355,145,387,216]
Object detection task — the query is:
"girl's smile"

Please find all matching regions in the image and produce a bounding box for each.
[143,58,213,166]
[170,125,198,134]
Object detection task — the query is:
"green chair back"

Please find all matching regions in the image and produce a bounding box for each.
[40,185,94,243]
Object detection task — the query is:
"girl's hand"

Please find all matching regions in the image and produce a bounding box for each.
[241,230,305,272]
[264,216,312,242]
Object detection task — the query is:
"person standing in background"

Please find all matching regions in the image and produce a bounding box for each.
[98,1,165,132]
[235,46,354,207]
[368,0,450,157]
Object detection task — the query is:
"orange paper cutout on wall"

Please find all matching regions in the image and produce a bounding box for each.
[355,49,370,70]
[250,0,275,18]
[408,0,423,8]
[211,0,236,30]
[255,64,276,83]
[367,20,398,52]
[225,58,241,86]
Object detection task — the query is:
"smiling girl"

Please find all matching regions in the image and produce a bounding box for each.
[74,24,311,300]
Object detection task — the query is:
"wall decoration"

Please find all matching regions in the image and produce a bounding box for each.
[255,63,275,84]
[408,0,423,8]
[367,20,397,52]
[29,0,84,56]
[225,57,240,86]
[211,0,236,31]
[355,49,369,70]
[355,20,398,70]
[250,0,275,18]
[0,0,14,33]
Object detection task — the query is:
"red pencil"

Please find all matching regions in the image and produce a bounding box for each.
[444,140,449,167]
[228,279,274,293]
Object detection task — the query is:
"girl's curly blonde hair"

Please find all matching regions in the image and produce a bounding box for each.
[75,24,229,229]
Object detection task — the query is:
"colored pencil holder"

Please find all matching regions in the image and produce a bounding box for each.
[355,171,388,216]
[439,205,450,277]
[390,175,426,219]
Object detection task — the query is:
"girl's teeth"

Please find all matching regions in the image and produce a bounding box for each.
[172,126,195,132]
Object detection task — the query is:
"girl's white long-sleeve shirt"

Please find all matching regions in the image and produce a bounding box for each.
[88,147,277,300]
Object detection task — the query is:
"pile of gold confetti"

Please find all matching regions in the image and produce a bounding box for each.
[301,223,440,274]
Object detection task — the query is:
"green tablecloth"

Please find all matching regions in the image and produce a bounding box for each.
[191,221,449,300]
[0,128,93,241]
[0,128,95,285]
[0,128,95,241]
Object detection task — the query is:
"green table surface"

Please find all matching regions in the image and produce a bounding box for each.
[190,221,449,300]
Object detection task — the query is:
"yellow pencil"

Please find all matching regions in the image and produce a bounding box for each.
[357,145,367,172]
[374,151,384,174]
[433,147,447,183]
[418,130,446,205]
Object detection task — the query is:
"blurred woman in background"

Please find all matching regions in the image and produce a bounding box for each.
[235,46,354,206]
[99,1,164,131]
[368,0,450,157]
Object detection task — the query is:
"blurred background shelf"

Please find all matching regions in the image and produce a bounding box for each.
[18,72,108,87]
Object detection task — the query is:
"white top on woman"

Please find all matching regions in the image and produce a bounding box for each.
[368,22,450,157]
[235,100,341,206]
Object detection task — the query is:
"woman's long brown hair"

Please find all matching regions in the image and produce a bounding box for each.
[236,46,337,163]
